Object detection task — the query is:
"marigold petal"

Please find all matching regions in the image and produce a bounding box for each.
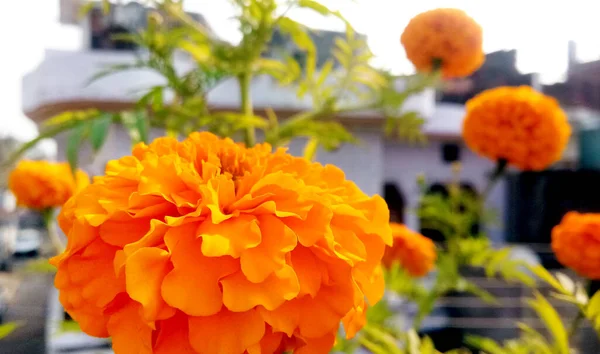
[125,247,175,324]
[240,215,297,282]
[154,312,197,354]
[107,302,153,354]
[162,227,239,316]
[294,332,336,354]
[98,213,152,247]
[284,203,332,247]
[290,246,322,298]
[188,308,265,354]
[198,215,261,258]
[222,264,300,312]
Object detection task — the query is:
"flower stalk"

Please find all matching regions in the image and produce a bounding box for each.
[42,208,65,255]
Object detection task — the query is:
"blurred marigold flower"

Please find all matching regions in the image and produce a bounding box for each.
[382,223,436,277]
[8,160,89,210]
[49,132,392,354]
[552,212,600,280]
[401,8,484,78]
[462,86,571,171]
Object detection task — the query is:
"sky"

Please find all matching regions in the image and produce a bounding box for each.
[1,0,600,139]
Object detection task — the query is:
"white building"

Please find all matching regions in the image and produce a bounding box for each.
[21,1,580,246]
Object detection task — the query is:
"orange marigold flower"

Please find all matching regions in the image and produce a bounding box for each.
[552,212,600,280]
[462,86,571,171]
[382,223,436,277]
[401,8,484,78]
[49,132,392,354]
[8,160,89,210]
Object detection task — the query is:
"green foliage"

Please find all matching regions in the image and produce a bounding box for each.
[59,319,82,334]
[5,0,438,169]
[0,322,21,340]
[529,265,600,338]
[466,291,571,354]
[457,237,535,286]
[22,258,57,274]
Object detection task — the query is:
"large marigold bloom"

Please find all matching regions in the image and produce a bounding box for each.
[382,223,436,277]
[401,8,484,78]
[462,86,571,171]
[8,160,89,210]
[552,212,600,280]
[49,132,392,354]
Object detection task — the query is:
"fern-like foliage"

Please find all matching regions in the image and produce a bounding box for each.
[529,265,600,339]
[456,237,536,286]
[466,291,571,354]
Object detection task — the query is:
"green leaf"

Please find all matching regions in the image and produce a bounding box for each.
[66,122,86,172]
[22,258,56,274]
[89,113,112,152]
[464,335,506,354]
[120,111,149,144]
[586,291,600,332]
[77,2,96,19]
[43,109,100,127]
[0,322,22,339]
[86,62,148,86]
[278,17,316,54]
[303,137,319,161]
[60,320,81,334]
[529,265,563,291]
[298,0,332,15]
[419,336,437,354]
[526,291,569,354]
[179,41,212,64]
[102,0,111,15]
[316,59,334,87]
[135,112,149,144]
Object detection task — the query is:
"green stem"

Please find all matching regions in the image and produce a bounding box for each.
[42,208,65,255]
[568,310,585,338]
[482,159,508,201]
[239,72,255,147]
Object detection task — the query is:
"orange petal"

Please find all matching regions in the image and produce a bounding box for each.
[125,247,175,323]
[341,299,366,339]
[65,241,124,308]
[353,264,385,305]
[330,225,367,265]
[162,227,239,316]
[294,332,336,354]
[297,284,354,338]
[246,327,287,354]
[188,308,265,354]
[222,264,299,312]
[50,221,99,266]
[289,246,322,298]
[107,301,153,354]
[284,203,332,247]
[98,212,151,247]
[154,312,197,354]
[258,300,300,337]
[198,215,261,258]
[240,215,297,283]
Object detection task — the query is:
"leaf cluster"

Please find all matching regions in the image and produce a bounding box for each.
[5,0,438,172]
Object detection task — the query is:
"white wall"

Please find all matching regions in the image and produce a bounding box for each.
[383,141,507,243]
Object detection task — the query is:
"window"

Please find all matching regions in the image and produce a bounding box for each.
[441,143,461,164]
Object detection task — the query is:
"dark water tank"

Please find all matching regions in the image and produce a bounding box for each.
[505,169,600,268]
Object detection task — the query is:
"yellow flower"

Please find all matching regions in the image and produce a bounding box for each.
[401,8,484,78]
[8,160,89,210]
[382,223,436,277]
[50,132,392,354]
[462,86,571,171]
[552,212,600,280]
